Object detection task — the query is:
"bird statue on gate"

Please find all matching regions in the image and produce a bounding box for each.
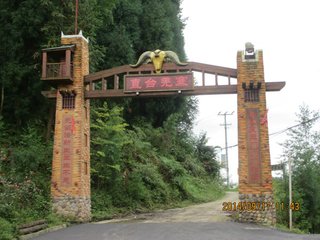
[130,49,188,74]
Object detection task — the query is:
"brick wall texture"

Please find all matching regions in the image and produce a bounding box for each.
[51,35,91,221]
[237,50,276,224]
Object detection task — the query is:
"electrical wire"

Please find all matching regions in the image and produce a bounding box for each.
[220,115,320,150]
[269,115,320,137]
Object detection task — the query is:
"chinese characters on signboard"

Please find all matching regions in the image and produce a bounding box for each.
[61,115,73,186]
[246,109,261,184]
[124,73,193,92]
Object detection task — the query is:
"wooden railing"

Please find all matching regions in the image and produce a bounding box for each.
[83,62,239,98]
[44,62,73,79]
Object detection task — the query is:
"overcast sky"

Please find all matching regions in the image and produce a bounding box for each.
[181,0,320,184]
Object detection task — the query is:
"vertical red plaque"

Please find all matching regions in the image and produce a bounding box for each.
[246,109,261,184]
[61,115,73,186]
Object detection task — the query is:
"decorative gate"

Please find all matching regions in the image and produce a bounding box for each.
[41,32,284,223]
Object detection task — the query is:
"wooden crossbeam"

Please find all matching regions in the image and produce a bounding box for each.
[42,61,285,99]
[84,62,238,83]
[42,81,285,99]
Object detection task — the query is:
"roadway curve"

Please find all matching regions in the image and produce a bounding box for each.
[33,192,319,240]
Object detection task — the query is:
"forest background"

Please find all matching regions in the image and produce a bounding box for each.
[0,1,222,238]
[0,0,319,239]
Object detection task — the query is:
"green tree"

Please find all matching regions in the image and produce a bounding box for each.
[95,0,191,128]
[128,0,189,128]
[0,0,224,227]
[195,133,220,178]
[279,105,320,233]
[91,102,128,190]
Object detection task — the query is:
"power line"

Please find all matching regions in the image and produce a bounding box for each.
[269,115,320,137]
[220,115,320,150]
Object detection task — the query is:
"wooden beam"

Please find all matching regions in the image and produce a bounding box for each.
[84,62,238,83]
[42,82,285,99]
[41,90,57,98]
[202,71,205,86]
[84,85,238,99]
[42,51,47,79]
[65,49,71,77]
[102,78,106,90]
[266,81,286,91]
[114,75,119,89]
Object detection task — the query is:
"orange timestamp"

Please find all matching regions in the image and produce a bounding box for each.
[222,201,301,212]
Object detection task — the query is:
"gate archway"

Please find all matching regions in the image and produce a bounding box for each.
[41,32,285,224]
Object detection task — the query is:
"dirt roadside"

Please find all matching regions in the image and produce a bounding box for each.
[97,191,238,224]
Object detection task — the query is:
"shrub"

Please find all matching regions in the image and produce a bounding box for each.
[0,217,14,240]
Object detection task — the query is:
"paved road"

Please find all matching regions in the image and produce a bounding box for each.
[33,192,320,240]
[33,221,320,240]
[98,191,238,224]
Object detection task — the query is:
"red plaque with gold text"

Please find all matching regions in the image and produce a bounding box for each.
[124,73,194,92]
[61,115,73,187]
[246,109,261,184]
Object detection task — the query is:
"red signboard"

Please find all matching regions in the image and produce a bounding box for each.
[124,73,194,92]
[246,109,261,184]
[61,115,73,187]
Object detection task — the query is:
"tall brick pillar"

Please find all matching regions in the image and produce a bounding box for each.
[51,32,91,221]
[237,43,276,224]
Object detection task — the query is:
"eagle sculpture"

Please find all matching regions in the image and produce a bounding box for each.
[130,50,188,74]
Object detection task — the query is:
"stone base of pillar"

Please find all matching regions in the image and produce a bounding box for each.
[238,193,276,225]
[52,196,91,222]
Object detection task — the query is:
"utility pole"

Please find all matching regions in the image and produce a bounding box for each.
[75,0,79,34]
[288,156,292,230]
[218,111,234,188]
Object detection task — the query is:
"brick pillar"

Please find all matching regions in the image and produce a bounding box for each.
[51,33,91,221]
[237,46,276,224]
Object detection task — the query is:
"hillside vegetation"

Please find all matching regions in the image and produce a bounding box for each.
[0,1,223,238]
